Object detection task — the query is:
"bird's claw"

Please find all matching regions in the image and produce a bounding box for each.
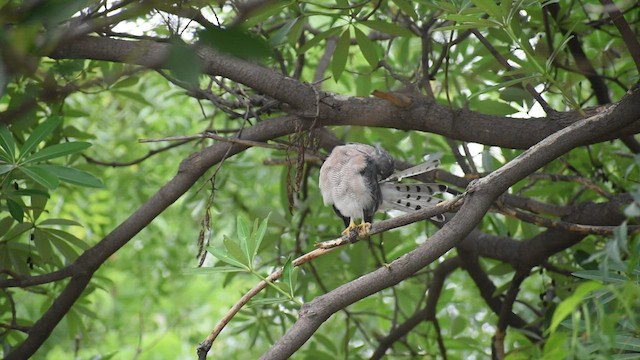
[341,219,358,236]
[357,222,371,236]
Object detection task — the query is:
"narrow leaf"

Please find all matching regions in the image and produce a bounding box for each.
[19,117,62,158]
[0,164,14,175]
[0,126,16,160]
[470,0,504,19]
[549,281,603,333]
[224,236,249,267]
[253,213,270,259]
[6,199,24,223]
[297,27,341,54]
[36,165,104,188]
[183,266,245,275]
[111,76,140,89]
[209,246,247,269]
[237,215,252,263]
[20,166,60,189]
[23,142,91,164]
[47,229,89,250]
[50,235,80,262]
[354,27,378,68]
[39,218,83,227]
[282,256,295,296]
[332,28,351,82]
[392,0,418,21]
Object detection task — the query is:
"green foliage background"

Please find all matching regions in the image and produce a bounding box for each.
[0,0,639,359]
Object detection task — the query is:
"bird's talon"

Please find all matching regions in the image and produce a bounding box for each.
[357,222,372,236]
[341,219,357,236]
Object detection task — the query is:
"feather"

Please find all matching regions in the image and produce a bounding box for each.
[380,153,442,182]
[380,182,447,221]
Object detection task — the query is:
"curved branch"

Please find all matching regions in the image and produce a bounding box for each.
[4,115,305,359]
[48,36,640,149]
[258,84,640,360]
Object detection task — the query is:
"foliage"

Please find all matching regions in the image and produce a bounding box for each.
[0,0,638,359]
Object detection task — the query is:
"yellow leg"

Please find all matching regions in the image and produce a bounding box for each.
[341,218,357,236]
[356,220,371,236]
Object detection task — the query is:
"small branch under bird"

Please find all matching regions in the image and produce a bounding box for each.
[319,143,447,237]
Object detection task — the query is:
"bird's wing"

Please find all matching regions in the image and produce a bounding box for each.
[380,182,447,221]
[380,153,442,183]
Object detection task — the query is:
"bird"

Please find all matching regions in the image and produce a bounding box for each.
[318,143,446,237]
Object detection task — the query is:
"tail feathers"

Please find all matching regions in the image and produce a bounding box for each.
[381,153,442,183]
[380,183,446,222]
[380,183,447,197]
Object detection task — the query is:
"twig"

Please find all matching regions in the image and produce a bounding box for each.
[495,202,637,236]
[83,139,192,167]
[494,270,528,360]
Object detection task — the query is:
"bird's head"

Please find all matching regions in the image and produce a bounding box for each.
[372,146,394,180]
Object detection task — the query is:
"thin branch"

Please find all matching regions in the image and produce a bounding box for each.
[494,270,529,360]
[83,139,193,167]
[370,257,460,360]
[598,0,640,72]
[495,202,639,236]
[470,29,553,113]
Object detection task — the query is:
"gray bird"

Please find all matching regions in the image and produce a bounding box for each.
[319,143,446,236]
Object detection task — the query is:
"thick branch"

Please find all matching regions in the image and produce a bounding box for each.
[259,86,640,360]
[4,115,305,359]
[47,36,640,149]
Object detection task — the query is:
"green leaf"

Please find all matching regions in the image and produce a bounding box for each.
[332,28,351,82]
[0,217,14,237]
[20,166,60,189]
[111,76,140,89]
[33,228,59,266]
[113,90,151,106]
[23,142,91,164]
[469,98,518,116]
[209,245,248,270]
[354,27,378,69]
[237,215,252,263]
[224,235,249,267]
[50,235,80,262]
[39,218,83,227]
[0,164,14,175]
[182,266,245,275]
[6,199,24,223]
[36,165,104,188]
[252,213,270,260]
[164,38,203,86]
[47,229,89,250]
[439,14,498,28]
[361,20,414,37]
[198,27,272,61]
[392,0,418,21]
[270,17,300,47]
[249,297,287,306]
[19,116,62,159]
[297,27,342,54]
[549,281,603,333]
[3,221,32,240]
[0,126,16,161]
[614,335,640,352]
[572,270,627,284]
[281,256,296,296]
[470,0,504,20]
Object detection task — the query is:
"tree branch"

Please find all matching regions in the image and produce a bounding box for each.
[259,84,640,360]
[48,36,640,150]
